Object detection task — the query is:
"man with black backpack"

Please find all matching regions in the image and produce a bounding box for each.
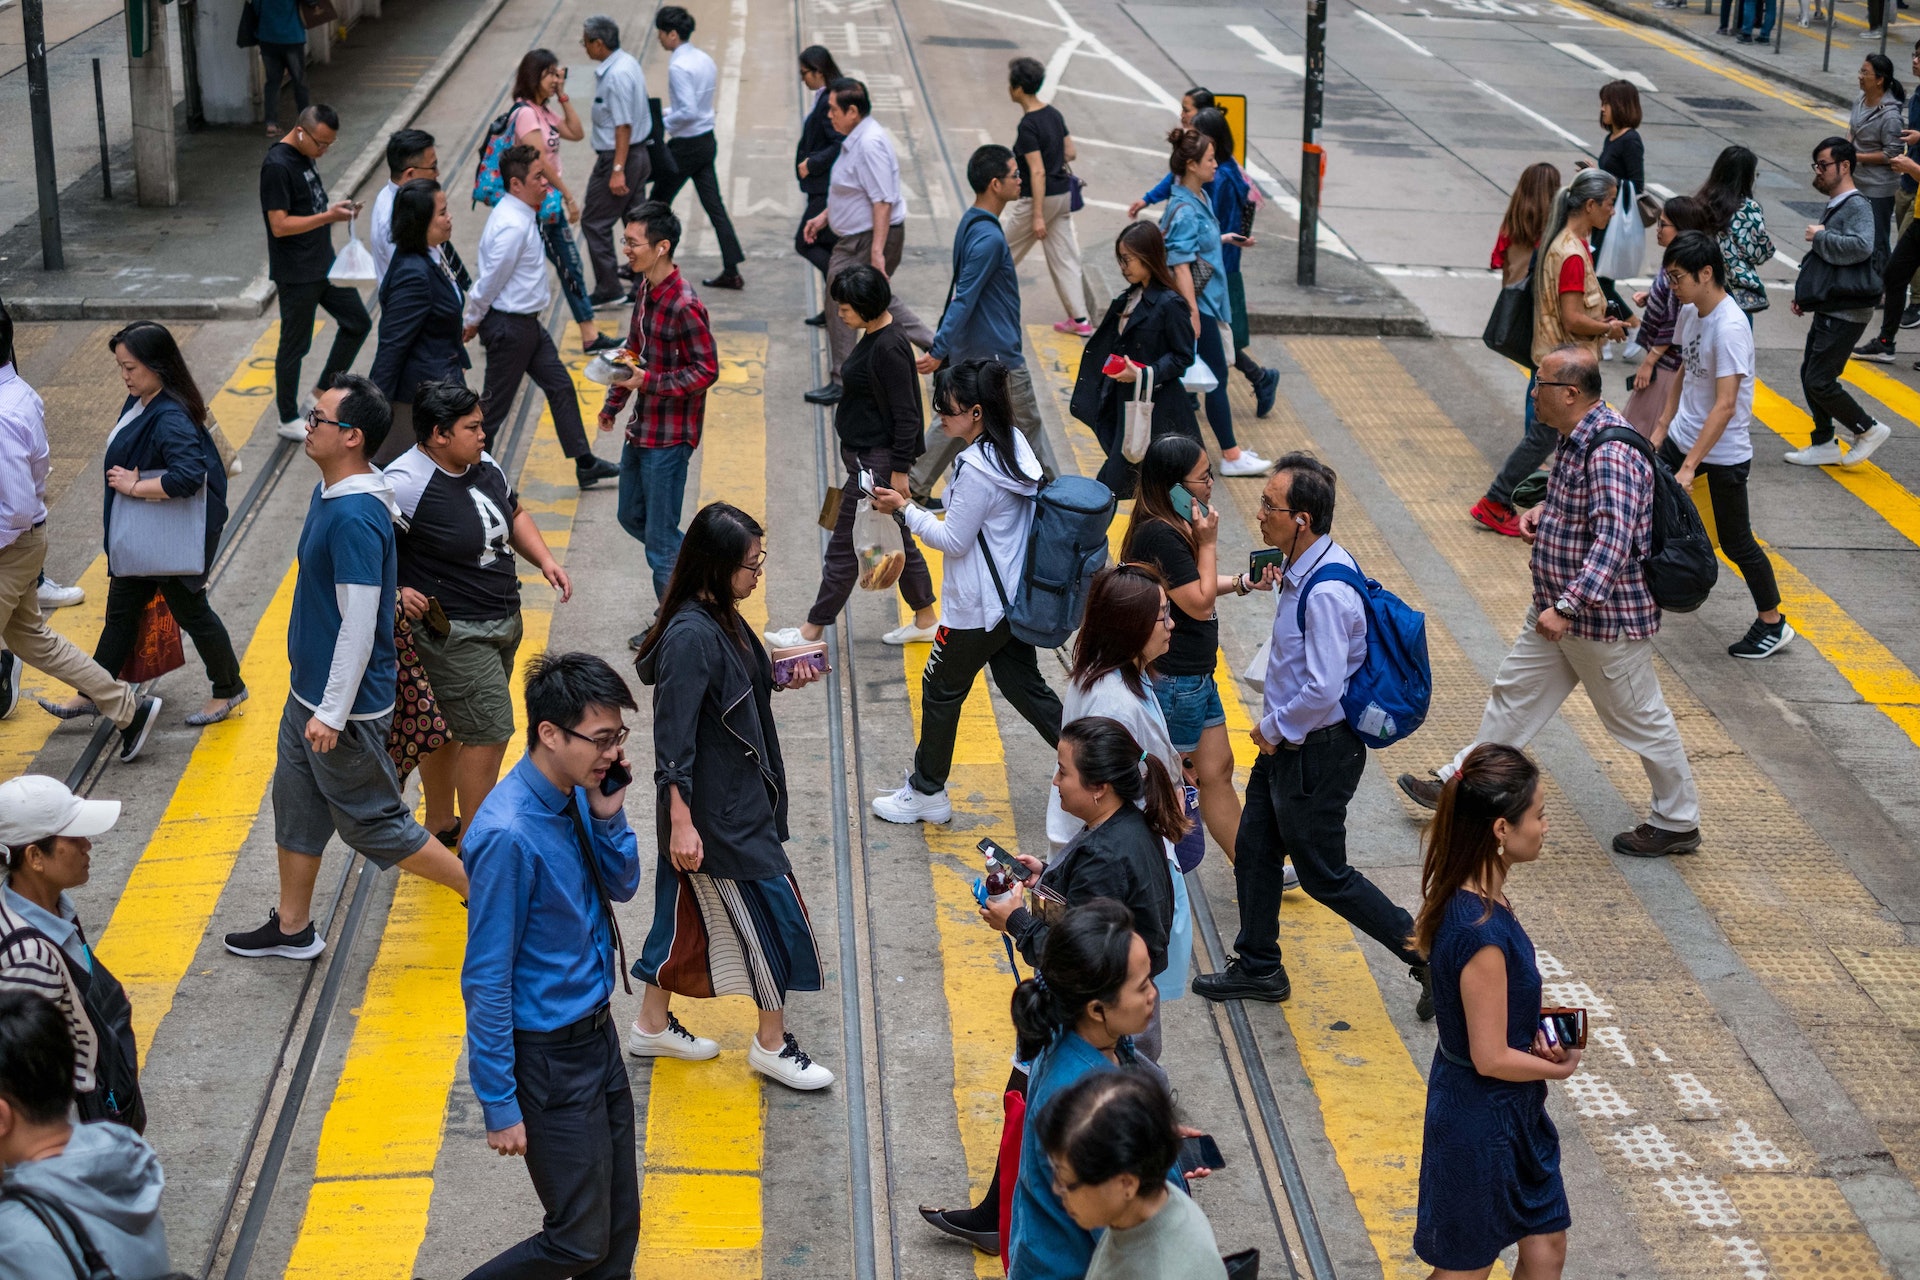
[0,992,174,1280]
[1397,345,1701,859]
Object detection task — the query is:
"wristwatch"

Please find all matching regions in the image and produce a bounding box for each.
[1552,597,1578,620]
[612,163,624,171]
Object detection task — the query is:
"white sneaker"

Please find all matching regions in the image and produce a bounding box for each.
[1783,439,1843,467]
[748,1031,835,1090]
[1843,421,1892,467]
[1219,449,1274,478]
[872,772,953,824]
[628,1013,720,1061]
[1620,342,1646,364]
[763,626,808,649]
[227,455,244,478]
[1283,864,1300,892]
[36,579,84,610]
[881,621,938,645]
[277,418,309,441]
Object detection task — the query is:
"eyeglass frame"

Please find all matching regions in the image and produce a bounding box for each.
[556,724,631,752]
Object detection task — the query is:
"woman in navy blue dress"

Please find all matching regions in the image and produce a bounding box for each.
[1411,743,1578,1279]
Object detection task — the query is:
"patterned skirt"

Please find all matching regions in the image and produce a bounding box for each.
[633,855,823,1011]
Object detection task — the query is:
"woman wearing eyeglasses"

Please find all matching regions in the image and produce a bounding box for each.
[631,501,834,1090]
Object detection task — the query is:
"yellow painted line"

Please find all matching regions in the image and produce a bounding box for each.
[704,328,771,637]
[1841,360,1920,436]
[210,319,292,451]
[1751,379,1920,547]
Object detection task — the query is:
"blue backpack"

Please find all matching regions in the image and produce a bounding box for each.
[471,107,520,208]
[1297,561,1431,748]
[977,475,1116,649]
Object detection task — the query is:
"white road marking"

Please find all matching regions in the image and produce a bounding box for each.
[1040,35,1083,99]
[1607,1124,1696,1170]
[1075,135,1168,158]
[1227,23,1306,76]
[1550,40,1659,91]
[1721,1120,1792,1170]
[929,0,1068,30]
[1653,1174,1742,1228]
[1082,197,1136,212]
[1468,77,1593,151]
[1667,1071,1725,1118]
[1052,83,1172,109]
[1353,8,1435,54]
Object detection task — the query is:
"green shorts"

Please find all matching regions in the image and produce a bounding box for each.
[412,614,524,746]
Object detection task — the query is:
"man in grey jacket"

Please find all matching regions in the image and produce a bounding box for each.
[0,991,172,1280]
[1788,136,1891,467]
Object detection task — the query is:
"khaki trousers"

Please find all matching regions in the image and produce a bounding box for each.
[1003,193,1085,321]
[0,525,137,726]
[1439,609,1699,831]
[825,224,935,381]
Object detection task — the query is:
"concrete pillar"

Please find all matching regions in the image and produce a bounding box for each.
[128,0,179,206]
[193,0,262,125]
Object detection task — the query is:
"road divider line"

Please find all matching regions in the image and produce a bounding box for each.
[1752,379,1920,549]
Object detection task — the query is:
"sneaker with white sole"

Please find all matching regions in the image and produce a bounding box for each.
[1219,449,1273,478]
[277,418,309,441]
[1283,864,1300,892]
[36,578,84,610]
[1783,439,1843,467]
[224,908,325,959]
[117,696,161,763]
[748,1031,835,1090]
[872,772,953,824]
[1728,616,1794,659]
[763,626,808,649]
[881,621,939,645]
[628,1013,720,1061]
[1843,421,1891,467]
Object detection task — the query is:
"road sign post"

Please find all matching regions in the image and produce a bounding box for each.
[23,0,65,270]
[1298,0,1327,286]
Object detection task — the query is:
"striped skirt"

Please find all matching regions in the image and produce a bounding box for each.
[633,856,823,1010]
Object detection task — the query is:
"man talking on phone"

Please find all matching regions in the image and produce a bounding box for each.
[459,652,642,1280]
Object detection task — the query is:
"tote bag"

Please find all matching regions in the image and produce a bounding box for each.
[1121,363,1154,463]
[108,472,207,578]
[1593,182,1645,281]
[120,596,185,683]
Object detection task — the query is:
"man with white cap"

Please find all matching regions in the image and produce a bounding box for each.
[0,775,124,1111]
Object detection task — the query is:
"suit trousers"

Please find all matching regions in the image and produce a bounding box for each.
[650,132,744,270]
[825,225,934,381]
[273,280,372,423]
[581,149,653,299]
[477,311,591,460]
[1439,610,1700,831]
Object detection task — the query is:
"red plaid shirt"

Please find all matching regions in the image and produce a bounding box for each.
[600,268,718,449]
[1531,402,1659,641]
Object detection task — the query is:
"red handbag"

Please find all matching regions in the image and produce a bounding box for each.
[119,596,186,683]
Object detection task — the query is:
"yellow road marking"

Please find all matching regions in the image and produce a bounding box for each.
[1751,378,1920,547]
[1841,360,1920,437]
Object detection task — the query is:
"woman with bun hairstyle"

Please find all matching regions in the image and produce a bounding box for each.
[1411,743,1576,1280]
[1069,222,1199,496]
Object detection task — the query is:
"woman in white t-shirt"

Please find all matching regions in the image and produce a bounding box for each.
[1652,230,1792,661]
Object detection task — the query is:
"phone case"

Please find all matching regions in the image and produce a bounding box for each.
[1539,1006,1587,1048]
[770,642,829,686]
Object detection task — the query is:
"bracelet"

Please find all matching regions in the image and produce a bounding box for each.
[612,163,624,171]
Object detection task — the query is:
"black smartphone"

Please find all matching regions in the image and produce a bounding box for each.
[599,758,633,797]
[1177,1134,1226,1175]
[1249,548,1286,581]
[976,837,1023,875]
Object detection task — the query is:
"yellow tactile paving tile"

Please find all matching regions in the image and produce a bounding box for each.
[1281,336,1905,1273]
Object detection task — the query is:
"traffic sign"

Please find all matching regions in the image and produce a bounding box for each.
[1213,93,1248,166]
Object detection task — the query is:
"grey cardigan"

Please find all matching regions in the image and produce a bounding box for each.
[1810,190,1877,323]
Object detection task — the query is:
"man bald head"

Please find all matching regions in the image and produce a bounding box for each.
[1533,343,1604,436]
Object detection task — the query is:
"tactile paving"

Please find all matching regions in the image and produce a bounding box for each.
[1830,949,1920,1031]
[1725,1176,1858,1234]
[1757,1232,1895,1276]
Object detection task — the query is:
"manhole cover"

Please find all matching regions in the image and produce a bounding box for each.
[1680,95,1759,112]
[923,34,1019,47]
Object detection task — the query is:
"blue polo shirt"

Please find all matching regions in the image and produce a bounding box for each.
[289,479,398,718]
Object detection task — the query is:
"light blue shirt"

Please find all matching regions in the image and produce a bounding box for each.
[590,47,648,152]
[1159,185,1231,325]
[0,364,50,551]
[663,42,717,138]
[1,884,87,973]
[1260,536,1367,745]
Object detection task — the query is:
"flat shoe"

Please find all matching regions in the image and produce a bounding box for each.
[185,689,249,727]
[918,1206,998,1255]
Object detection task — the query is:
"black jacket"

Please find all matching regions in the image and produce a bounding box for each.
[102,392,228,588]
[1070,284,1199,491]
[370,250,470,404]
[1006,804,1173,976]
[795,88,842,195]
[635,605,793,881]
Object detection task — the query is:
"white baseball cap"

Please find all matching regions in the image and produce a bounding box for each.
[0,775,121,852]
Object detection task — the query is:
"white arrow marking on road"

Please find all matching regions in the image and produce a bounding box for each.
[1228,24,1306,77]
[1550,41,1658,92]
[1076,135,1171,158]
[1469,77,1592,150]
[1353,8,1434,55]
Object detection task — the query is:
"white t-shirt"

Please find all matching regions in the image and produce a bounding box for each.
[1669,297,1755,465]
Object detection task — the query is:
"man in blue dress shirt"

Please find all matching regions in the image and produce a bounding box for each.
[459,652,642,1280]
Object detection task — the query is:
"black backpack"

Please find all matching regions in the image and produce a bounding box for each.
[1588,427,1718,613]
[0,1182,191,1280]
[0,926,146,1134]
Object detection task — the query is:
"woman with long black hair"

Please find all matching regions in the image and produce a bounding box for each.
[868,358,1063,825]
[43,324,244,728]
[793,44,844,324]
[1412,744,1576,1280]
[631,501,834,1090]
[1695,146,1774,328]
[1070,223,1198,496]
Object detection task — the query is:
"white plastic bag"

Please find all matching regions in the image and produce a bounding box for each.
[1594,182,1645,281]
[855,498,907,591]
[1181,352,1219,393]
[1240,636,1270,690]
[328,216,377,283]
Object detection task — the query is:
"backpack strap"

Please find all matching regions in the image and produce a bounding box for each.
[1,1183,113,1280]
[1587,425,1657,478]
[975,530,1013,614]
[1294,560,1370,631]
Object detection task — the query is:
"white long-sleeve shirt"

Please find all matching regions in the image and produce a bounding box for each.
[372,180,399,286]
[899,432,1041,631]
[662,42,717,138]
[464,193,550,325]
[0,364,50,553]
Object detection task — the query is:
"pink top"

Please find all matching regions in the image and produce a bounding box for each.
[512,101,564,181]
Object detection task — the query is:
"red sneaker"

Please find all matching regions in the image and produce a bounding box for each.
[1469,497,1523,537]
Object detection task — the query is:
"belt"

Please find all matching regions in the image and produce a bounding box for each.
[1278,724,1348,751]
[513,1004,611,1046]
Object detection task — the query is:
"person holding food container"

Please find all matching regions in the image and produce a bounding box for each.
[765,265,937,653]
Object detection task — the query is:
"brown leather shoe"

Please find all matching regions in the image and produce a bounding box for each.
[1396,773,1442,811]
[1612,824,1701,857]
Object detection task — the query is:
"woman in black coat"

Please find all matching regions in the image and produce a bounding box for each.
[42,323,244,727]
[631,501,835,1091]
[793,45,844,319]
[369,180,469,466]
[1069,222,1199,497]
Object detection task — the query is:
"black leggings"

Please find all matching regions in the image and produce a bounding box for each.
[1657,440,1779,614]
[1881,216,1920,340]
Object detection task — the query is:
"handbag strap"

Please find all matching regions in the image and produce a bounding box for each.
[1132,362,1154,404]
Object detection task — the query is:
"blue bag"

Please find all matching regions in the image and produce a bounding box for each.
[976,475,1116,649]
[1297,561,1431,748]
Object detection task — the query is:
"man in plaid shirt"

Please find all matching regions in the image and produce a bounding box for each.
[596,202,718,631]
[1397,345,1700,858]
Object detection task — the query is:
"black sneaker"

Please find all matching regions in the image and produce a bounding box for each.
[804,310,827,327]
[224,909,325,959]
[1901,304,1920,330]
[1192,957,1291,1003]
[914,494,943,512]
[1612,824,1701,857]
[117,695,162,762]
[1396,772,1442,810]
[0,650,16,720]
[1728,616,1795,660]
[1254,366,1280,419]
[575,455,620,489]
[1412,964,1434,1021]
[583,334,622,354]
[803,383,844,406]
[1852,336,1897,364]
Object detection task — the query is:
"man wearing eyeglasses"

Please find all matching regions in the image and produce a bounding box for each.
[370,129,441,288]
[226,375,470,962]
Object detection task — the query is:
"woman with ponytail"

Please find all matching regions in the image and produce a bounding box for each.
[1410,744,1576,1280]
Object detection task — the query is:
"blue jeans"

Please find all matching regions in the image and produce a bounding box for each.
[1194,319,1237,451]
[1486,371,1557,508]
[1738,0,1774,35]
[538,218,596,326]
[618,442,693,601]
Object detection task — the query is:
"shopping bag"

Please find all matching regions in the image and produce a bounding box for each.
[387,612,450,778]
[1181,354,1219,393]
[329,217,377,283]
[1240,636,1270,690]
[1174,783,1206,872]
[1594,182,1645,281]
[854,499,907,591]
[1121,363,1154,463]
[298,0,338,29]
[119,596,186,683]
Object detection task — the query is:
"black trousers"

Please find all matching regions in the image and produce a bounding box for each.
[807,445,934,628]
[1799,312,1876,445]
[257,41,310,124]
[795,191,835,278]
[274,280,372,423]
[1880,216,1920,340]
[581,149,654,299]
[477,311,591,460]
[909,618,1062,793]
[463,1016,639,1280]
[1657,440,1779,614]
[1232,726,1420,974]
[94,575,245,699]
[651,132,744,270]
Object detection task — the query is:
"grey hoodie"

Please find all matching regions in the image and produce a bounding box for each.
[0,1121,171,1280]
[1810,189,1877,324]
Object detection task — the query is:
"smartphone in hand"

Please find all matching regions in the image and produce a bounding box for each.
[600,758,633,797]
[1249,548,1286,581]
[1177,1134,1226,1177]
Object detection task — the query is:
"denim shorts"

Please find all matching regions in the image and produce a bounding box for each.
[1151,671,1226,753]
